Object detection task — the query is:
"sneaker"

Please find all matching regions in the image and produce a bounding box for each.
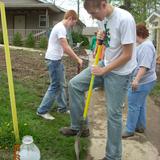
[135,128,145,133]
[122,130,134,138]
[59,127,90,137]
[66,110,70,114]
[57,109,70,114]
[36,112,55,120]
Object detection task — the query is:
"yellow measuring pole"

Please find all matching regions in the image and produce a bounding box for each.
[0,2,20,143]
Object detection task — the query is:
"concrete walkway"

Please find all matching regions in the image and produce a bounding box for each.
[86,89,160,160]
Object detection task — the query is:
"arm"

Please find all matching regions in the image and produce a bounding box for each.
[131,67,147,91]
[59,38,83,68]
[92,43,133,75]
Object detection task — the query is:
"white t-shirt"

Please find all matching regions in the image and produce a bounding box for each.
[45,22,67,60]
[98,7,137,75]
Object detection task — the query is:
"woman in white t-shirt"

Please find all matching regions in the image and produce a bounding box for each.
[122,23,157,138]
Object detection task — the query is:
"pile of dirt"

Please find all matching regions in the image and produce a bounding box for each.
[0,48,88,84]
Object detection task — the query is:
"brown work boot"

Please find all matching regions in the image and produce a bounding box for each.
[135,128,145,133]
[60,127,90,137]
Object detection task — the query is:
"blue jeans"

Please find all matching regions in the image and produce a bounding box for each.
[37,59,67,114]
[68,61,132,160]
[126,80,156,132]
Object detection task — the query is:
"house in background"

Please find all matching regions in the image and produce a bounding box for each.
[0,0,85,42]
[146,10,160,79]
[146,10,160,56]
[82,27,98,42]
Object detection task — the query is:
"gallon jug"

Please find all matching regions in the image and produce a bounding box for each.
[19,135,40,160]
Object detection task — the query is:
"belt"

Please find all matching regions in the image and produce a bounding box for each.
[46,59,61,62]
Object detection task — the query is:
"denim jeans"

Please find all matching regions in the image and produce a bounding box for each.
[68,61,132,160]
[126,80,156,132]
[37,59,67,114]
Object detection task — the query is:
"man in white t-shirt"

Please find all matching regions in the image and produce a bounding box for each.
[37,10,83,120]
[60,1,137,160]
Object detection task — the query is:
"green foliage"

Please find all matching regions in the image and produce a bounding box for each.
[0,70,88,160]
[117,0,160,22]
[39,36,48,49]
[0,31,4,44]
[12,32,23,46]
[25,33,35,48]
[150,80,160,96]
[71,31,89,47]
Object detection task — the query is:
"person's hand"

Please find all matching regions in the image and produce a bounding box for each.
[96,30,105,40]
[131,79,139,91]
[91,65,105,76]
[77,58,83,68]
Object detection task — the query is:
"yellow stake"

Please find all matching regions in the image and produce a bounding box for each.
[0,2,20,143]
[83,43,103,119]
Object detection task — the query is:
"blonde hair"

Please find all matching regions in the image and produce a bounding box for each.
[64,10,78,20]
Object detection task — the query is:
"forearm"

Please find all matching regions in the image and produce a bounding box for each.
[64,46,80,63]
[134,67,147,82]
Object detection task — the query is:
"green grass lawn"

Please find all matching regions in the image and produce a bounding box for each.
[0,73,89,160]
[150,80,160,96]
[150,79,160,106]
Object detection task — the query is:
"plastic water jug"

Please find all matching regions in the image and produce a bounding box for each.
[19,135,41,160]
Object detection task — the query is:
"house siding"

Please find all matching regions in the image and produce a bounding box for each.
[0,0,84,42]
[1,0,42,4]
[49,12,64,26]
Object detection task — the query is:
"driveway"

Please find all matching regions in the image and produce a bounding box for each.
[86,89,160,160]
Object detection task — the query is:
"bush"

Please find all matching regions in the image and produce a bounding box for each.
[71,31,89,47]
[39,36,48,49]
[25,33,35,48]
[0,31,4,44]
[12,32,23,46]
[80,34,89,47]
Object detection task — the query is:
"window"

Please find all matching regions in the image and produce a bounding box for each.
[39,15,48,28]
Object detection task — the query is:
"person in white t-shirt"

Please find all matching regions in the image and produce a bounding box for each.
[60,1,137,160]
[37,10,83,120]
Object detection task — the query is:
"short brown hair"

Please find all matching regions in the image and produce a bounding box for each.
[64,10,78,20]
[136,23,149,39]
[84,0,107,10]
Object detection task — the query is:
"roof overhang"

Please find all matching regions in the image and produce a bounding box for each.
[4,3,63,13]
[146,12,160,23]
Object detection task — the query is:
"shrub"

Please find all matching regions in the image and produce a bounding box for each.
[71,31,89,47]
[25,33,35,48]
[80,34,89,47]
[39,36,48,49]
[12,32,23,46]
[0,31,4,44]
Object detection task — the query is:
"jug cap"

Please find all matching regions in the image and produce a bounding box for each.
[22,135,33,144]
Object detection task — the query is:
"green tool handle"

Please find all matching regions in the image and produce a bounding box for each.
[83,43,103,120]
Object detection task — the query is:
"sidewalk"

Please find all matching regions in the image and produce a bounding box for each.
[86,89,160,160]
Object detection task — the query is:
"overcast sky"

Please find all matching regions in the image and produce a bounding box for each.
[45,0,98,26]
